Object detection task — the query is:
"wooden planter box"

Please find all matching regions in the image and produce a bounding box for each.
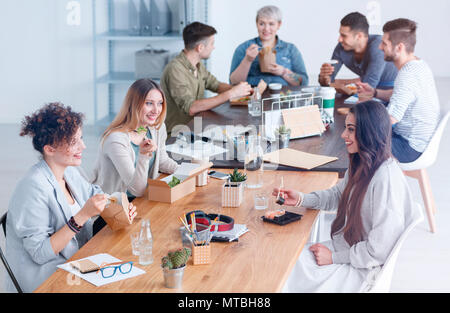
[222,181,245,207]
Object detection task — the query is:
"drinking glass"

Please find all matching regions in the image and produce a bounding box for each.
[244,135,264,189]
[254,193,268,210]
[130,232,140,256]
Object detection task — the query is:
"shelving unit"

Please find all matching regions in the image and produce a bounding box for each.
[92,0,208,124]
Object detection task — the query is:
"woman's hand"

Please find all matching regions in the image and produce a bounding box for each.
[309,243,333,266]
[128,203,138,222]
[139,138,157,156]
[245,44,260,63]
[76,194,107,225]
[268,63,286,77]
[271,188,301,206]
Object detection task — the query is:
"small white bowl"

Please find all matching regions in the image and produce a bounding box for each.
[269,83,282,91]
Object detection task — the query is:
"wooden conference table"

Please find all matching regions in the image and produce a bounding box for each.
[181,87,351,176]
[35,169,338,293]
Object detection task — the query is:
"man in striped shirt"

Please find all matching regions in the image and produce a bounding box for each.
[356,18,440,163]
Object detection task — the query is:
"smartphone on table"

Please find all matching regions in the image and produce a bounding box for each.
[208,171,229,180]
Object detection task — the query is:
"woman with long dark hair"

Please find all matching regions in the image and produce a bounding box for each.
[273,100,420,292]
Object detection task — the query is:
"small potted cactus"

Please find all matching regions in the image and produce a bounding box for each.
[275,125,291,149]
[222,168,246,207]
[161,247,191,289]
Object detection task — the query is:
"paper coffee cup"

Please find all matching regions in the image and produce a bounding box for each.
[318,87,336,117]
[269,83,282,98]
[326,60,339,65]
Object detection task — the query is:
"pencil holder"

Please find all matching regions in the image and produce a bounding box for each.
[222,181,244,207]
[192,244,211,265]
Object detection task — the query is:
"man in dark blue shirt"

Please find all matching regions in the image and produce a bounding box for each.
[319,12,398,94]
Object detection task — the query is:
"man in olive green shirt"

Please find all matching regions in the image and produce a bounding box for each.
[161,22,252,135]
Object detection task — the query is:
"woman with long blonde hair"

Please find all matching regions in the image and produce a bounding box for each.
[91,79,179,202]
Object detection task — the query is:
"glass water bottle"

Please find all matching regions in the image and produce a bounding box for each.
[138,219,153,265]
[244,135,264,189]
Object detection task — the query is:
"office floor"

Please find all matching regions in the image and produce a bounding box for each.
[1,78,449,293]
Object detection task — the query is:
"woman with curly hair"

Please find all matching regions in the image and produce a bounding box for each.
[4,102,137,292]
[273,100,421,292]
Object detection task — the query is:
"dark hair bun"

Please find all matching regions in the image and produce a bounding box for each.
[20,102,84,153]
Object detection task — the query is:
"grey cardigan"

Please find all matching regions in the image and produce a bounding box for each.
[302,158,420,269]
[90,123,179,197]
[5,160,103,292]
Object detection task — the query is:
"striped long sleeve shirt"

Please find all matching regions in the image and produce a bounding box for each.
[387,59,440,153]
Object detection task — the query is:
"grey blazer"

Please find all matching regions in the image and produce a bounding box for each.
[90,123,179,197]
[5,160,103,292]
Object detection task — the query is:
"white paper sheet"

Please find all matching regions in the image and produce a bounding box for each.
[174,162,200,176]
[166,140,228,160]
[344,95,384,105]
[213,224,249,242]
[57,253,146,287]
[263,110,283,141]
[344,95,359,105]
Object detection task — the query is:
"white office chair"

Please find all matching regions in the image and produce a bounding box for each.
[362,203,424,293]
[309,210,334,243]
[399,110,450,233]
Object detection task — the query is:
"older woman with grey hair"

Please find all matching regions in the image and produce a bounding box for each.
[229,5,309,86]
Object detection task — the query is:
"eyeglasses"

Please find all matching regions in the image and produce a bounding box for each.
[97,261,133,279]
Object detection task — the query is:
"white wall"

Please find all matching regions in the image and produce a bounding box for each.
[208,0,450,84]
[0,0,95,124]
[0,0,449,124]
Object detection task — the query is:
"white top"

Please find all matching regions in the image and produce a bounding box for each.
[387,59,440,152]
[90,123,179,197]
[301,158,421,269]
[68,187,82,216]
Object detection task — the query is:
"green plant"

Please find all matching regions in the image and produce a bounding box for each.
[161,247,191,269]
[167,176,181,188]
[275,125,291,134]
[228,168,247,183]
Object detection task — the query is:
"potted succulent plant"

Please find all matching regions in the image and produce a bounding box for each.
[275,125,291,149]
[222,168,246,207]
[227,168,247,186]
[161,247,191,289]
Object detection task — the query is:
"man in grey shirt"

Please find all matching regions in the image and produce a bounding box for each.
[319,12,398,93]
